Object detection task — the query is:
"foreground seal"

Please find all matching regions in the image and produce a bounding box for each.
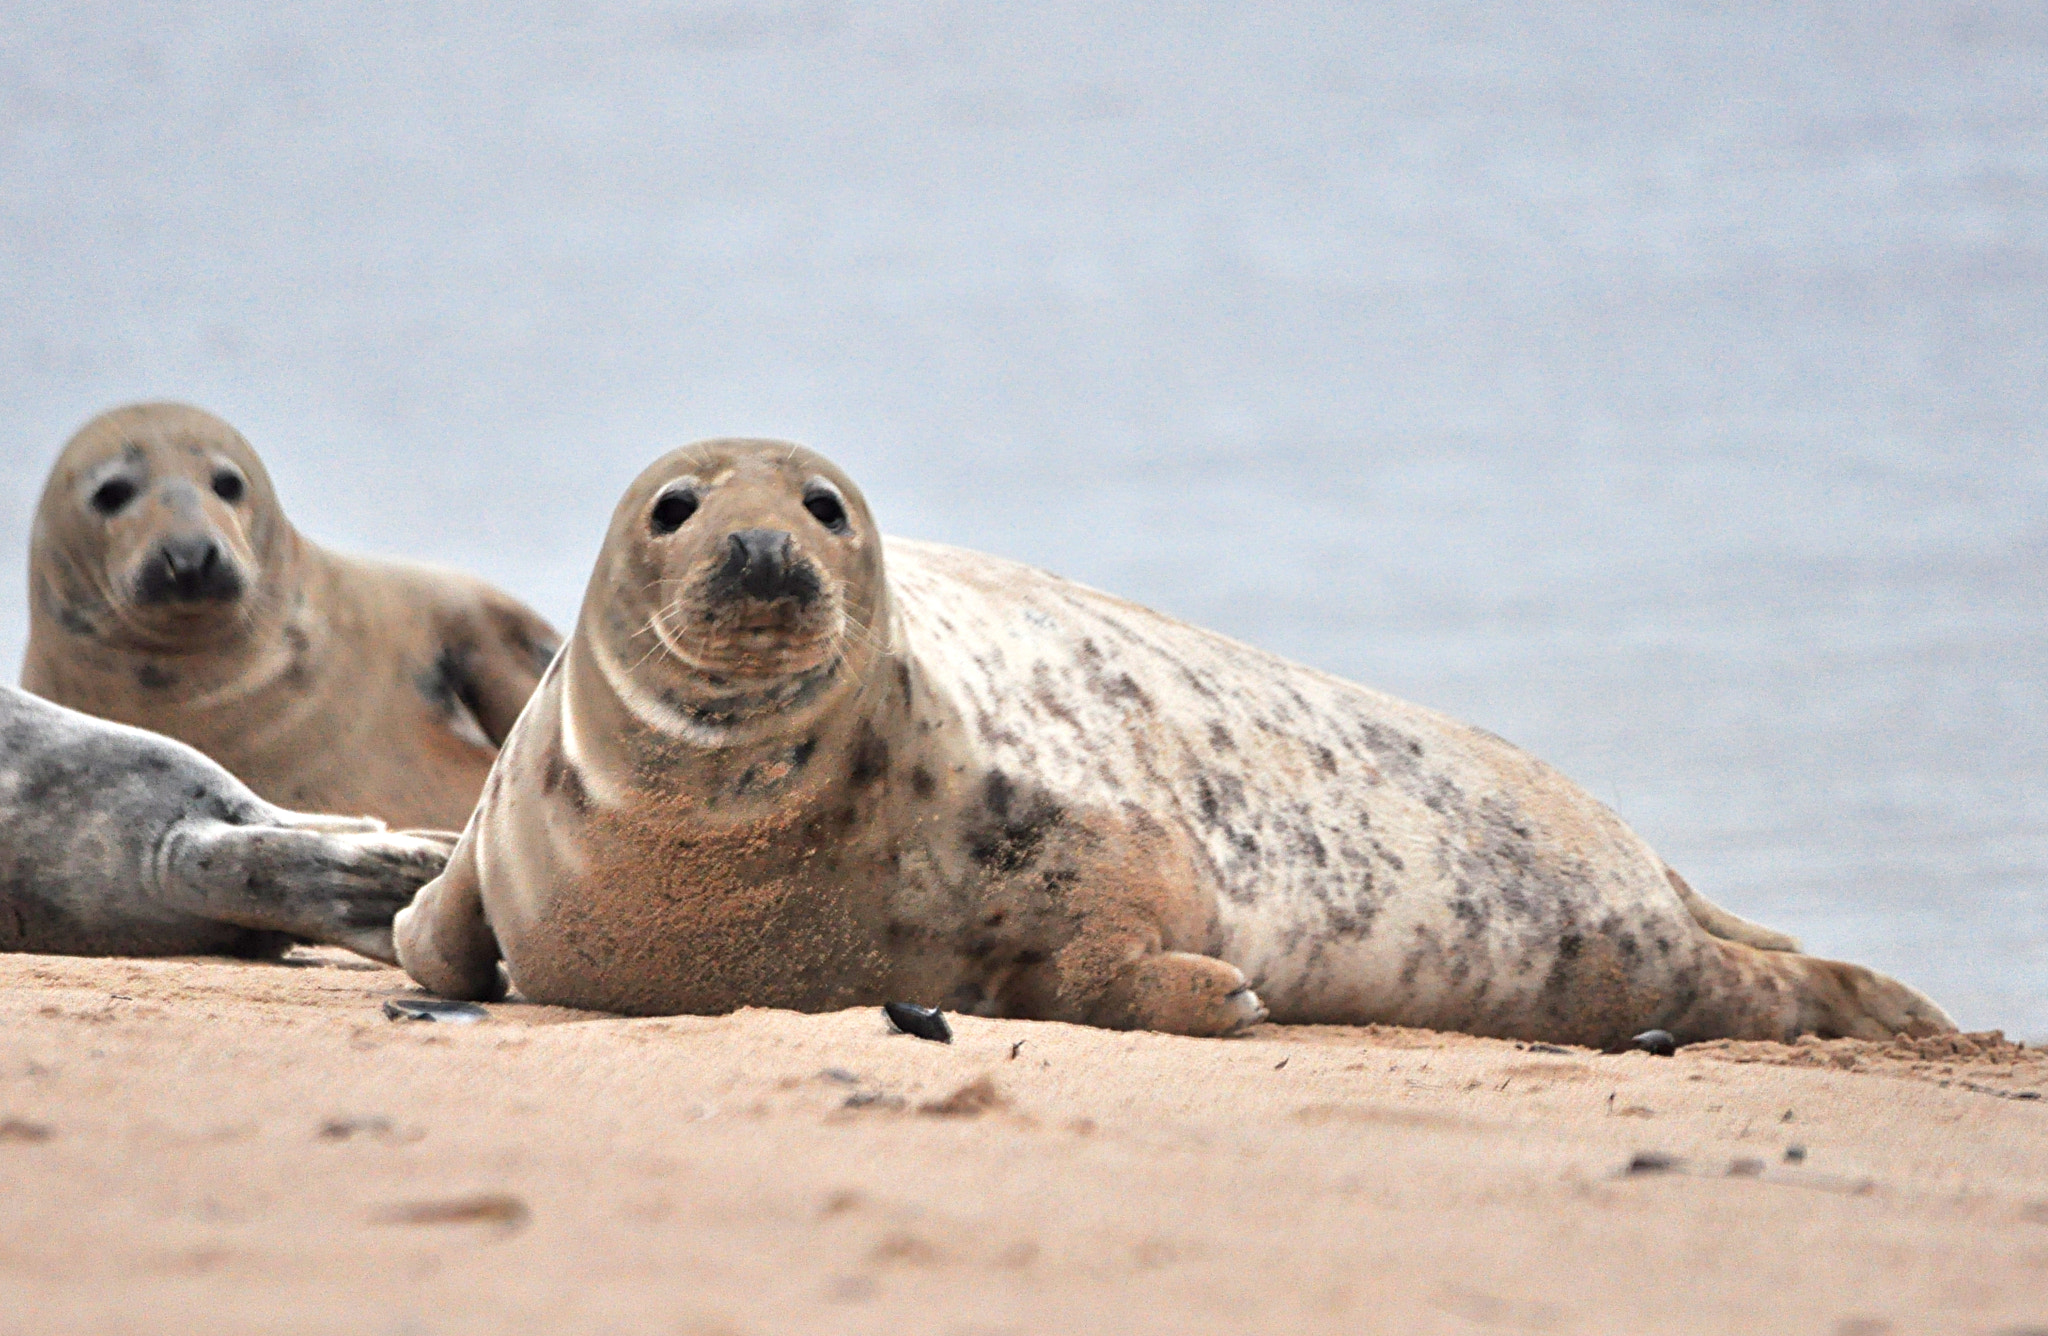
[0,685,453,960]
[397,440,1954,1045]
[22,403,561,830]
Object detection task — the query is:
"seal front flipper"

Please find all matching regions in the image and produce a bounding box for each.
[1090,952,1269,1037]
[433,588,562,746]
[393,833,507,1001]
[162,819,457,963]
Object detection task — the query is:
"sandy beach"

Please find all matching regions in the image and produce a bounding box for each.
[0,948,2041,1336]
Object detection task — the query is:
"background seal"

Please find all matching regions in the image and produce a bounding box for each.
[22,403,561,830]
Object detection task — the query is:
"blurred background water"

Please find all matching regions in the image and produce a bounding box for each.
[1,2,2041,1032]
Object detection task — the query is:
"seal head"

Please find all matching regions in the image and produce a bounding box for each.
[584,439,888,752]
[23,402,561,831]
[30,403,290,654]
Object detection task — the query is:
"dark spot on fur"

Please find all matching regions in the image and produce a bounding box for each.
[848,726,889,788]
[969,772,1063,872]
[281,623,313,687]
[560,762,591,814]
[1105,673,1152,709]
[910,765,935,799]
[1312,744,1337,776]
[1207,722,1235,752]
[792,737,817,770]
[541,744,591,814]
[1297,830,1328,867]
[417,645,485,727]
[135,662,176,690]
[984,770,1016,820]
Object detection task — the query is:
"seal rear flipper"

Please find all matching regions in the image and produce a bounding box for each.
[393,835,507,1001]
[1665,865,1801,953]
[1671,937,1956,1042]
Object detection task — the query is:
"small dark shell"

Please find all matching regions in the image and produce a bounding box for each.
[383,997,489,1024]
[882,1001,953,1043]
[1630,1029,1678,1056]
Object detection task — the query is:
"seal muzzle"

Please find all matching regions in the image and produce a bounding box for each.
[135,534,244,605]
[712,528,822,606]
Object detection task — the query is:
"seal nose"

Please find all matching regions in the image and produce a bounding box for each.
[139,535,241,605]
[720,528,808,602]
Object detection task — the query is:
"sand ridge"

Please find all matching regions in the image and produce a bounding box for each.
[1,948,2044,1335]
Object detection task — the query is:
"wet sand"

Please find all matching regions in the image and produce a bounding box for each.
[0,948,2042,1336]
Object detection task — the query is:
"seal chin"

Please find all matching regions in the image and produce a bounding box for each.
[659,654,846,736]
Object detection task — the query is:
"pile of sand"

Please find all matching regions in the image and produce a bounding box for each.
[1,949,2042,1335]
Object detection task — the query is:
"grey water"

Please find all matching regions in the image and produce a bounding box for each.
[1,2,2041,1033]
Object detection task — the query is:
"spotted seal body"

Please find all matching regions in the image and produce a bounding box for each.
[0,684,453,960]
[22,403,560,831]
[397,440,1954,1045]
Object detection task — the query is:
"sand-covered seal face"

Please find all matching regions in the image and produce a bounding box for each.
[33,403,283,651]
[589,441,886,740]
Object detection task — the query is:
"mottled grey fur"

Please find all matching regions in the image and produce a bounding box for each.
[0,685,453,959]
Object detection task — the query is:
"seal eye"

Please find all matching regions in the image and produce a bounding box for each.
[803,488,849,534]
[649,489,699,535]
[90,479,137,516]
[211,471,245,503]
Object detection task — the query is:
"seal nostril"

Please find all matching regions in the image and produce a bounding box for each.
[718,528,809,602]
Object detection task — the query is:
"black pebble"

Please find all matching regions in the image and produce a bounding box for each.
[882,1001,952,1043]
[1784,1144,1807,1164]
[1630,1029,1678,1056]
[383,997,489,1024]
[1626,1151,1681,1176]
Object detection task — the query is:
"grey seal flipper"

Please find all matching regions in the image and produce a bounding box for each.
[0,684,455,960]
